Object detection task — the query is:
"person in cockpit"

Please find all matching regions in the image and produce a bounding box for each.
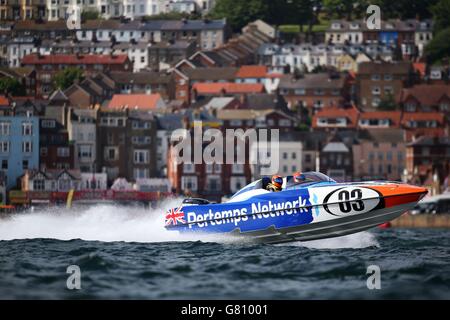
[293,171,307,183]
[266,175,283,192]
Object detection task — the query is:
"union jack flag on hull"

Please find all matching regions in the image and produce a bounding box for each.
[165,207,185,226]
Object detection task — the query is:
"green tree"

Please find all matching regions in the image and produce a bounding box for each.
[378,94,397,110]
[211,0,270,32]
[53,67,84,90]
[323,0,367,19]
[0,77,25,96]
[81,10,100,20]
[431,0,450,32]
[425,27,450,64]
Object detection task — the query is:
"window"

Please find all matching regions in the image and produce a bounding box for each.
[0,122,10,135]
[40,147,48,157]
[78,145,92,159]
[134,168,149,179]
[57,147,70,157]
[22,122,33,135]
[134,150,149,164]
[232,164,244,174]
[22,141,32,153]
[372,86,381,95]
[181,176,198,191]
[1,159,7,170]
[105,147,117,160]
[0,141,9,153]
[33,180,45,191]
[371,74,381,81]
[183,163,195,173]
[22,160,29,170]
[41,120,55,128]
[384,74,393,81]
[279,119,292,127]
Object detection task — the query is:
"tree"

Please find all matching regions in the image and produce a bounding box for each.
[323,0,367,19]
[211,0,270,32]
[425,27,450,64]
[431,0,450,32]
[0,77,26,96]
[53,67,84,90]
[81,10,100,21]
[378,94,397,110]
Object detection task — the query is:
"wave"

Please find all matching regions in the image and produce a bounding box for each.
[0,199,378,248]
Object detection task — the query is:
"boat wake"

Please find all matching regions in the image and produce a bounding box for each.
[0,199,379,248]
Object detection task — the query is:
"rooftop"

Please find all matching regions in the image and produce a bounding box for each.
[107,94,163,110]
[21,54,129,65]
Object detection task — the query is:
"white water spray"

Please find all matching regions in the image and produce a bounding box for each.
[0,199,379,248]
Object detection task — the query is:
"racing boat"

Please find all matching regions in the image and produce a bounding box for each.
[165,172,428,244]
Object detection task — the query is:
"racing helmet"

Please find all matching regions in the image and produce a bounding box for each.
[293,171,306,183]
[271,175,283,189]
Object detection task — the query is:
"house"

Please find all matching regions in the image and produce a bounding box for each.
[7,96,48,116]
[67,107,99,173]
[401,112,447,141]
[358,111,402,129]
[312,105,360,130]
[155,113,184,176]
[0,115,40,190]
[167,131,252,200]
[216,108,297,133]
[21,169,82,192]
[11,20,72,39]
[235,65,268,84]
[249,132,303,179]
[279,73,350,111]
[0,1,47,20]
[192,83,265,100]
[356,61,414,110]
[320,134,354,182]
[39,118,75,171]
[76,18,229,51]
[64,73,116,108]
[110,71,175,100]
[326,20,365,45]
[97,107,158,183]
[80,172,108,191]
[399,84,450,114]
[107,93,166,110]
[5,36,35,68]
[352,129,406,181]
[0,67,37,96]
[173,66,238,104]
[148,40,197,71]
[21,54,132,97]
[406,136,450,190]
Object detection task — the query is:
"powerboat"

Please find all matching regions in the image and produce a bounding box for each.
[165,172,428,244]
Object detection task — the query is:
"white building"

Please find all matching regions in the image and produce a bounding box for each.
[250,140,303,180]
[46,0,215,21]
[6,37,35,67]
[81,172,108,190]
[67,108,98,173]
